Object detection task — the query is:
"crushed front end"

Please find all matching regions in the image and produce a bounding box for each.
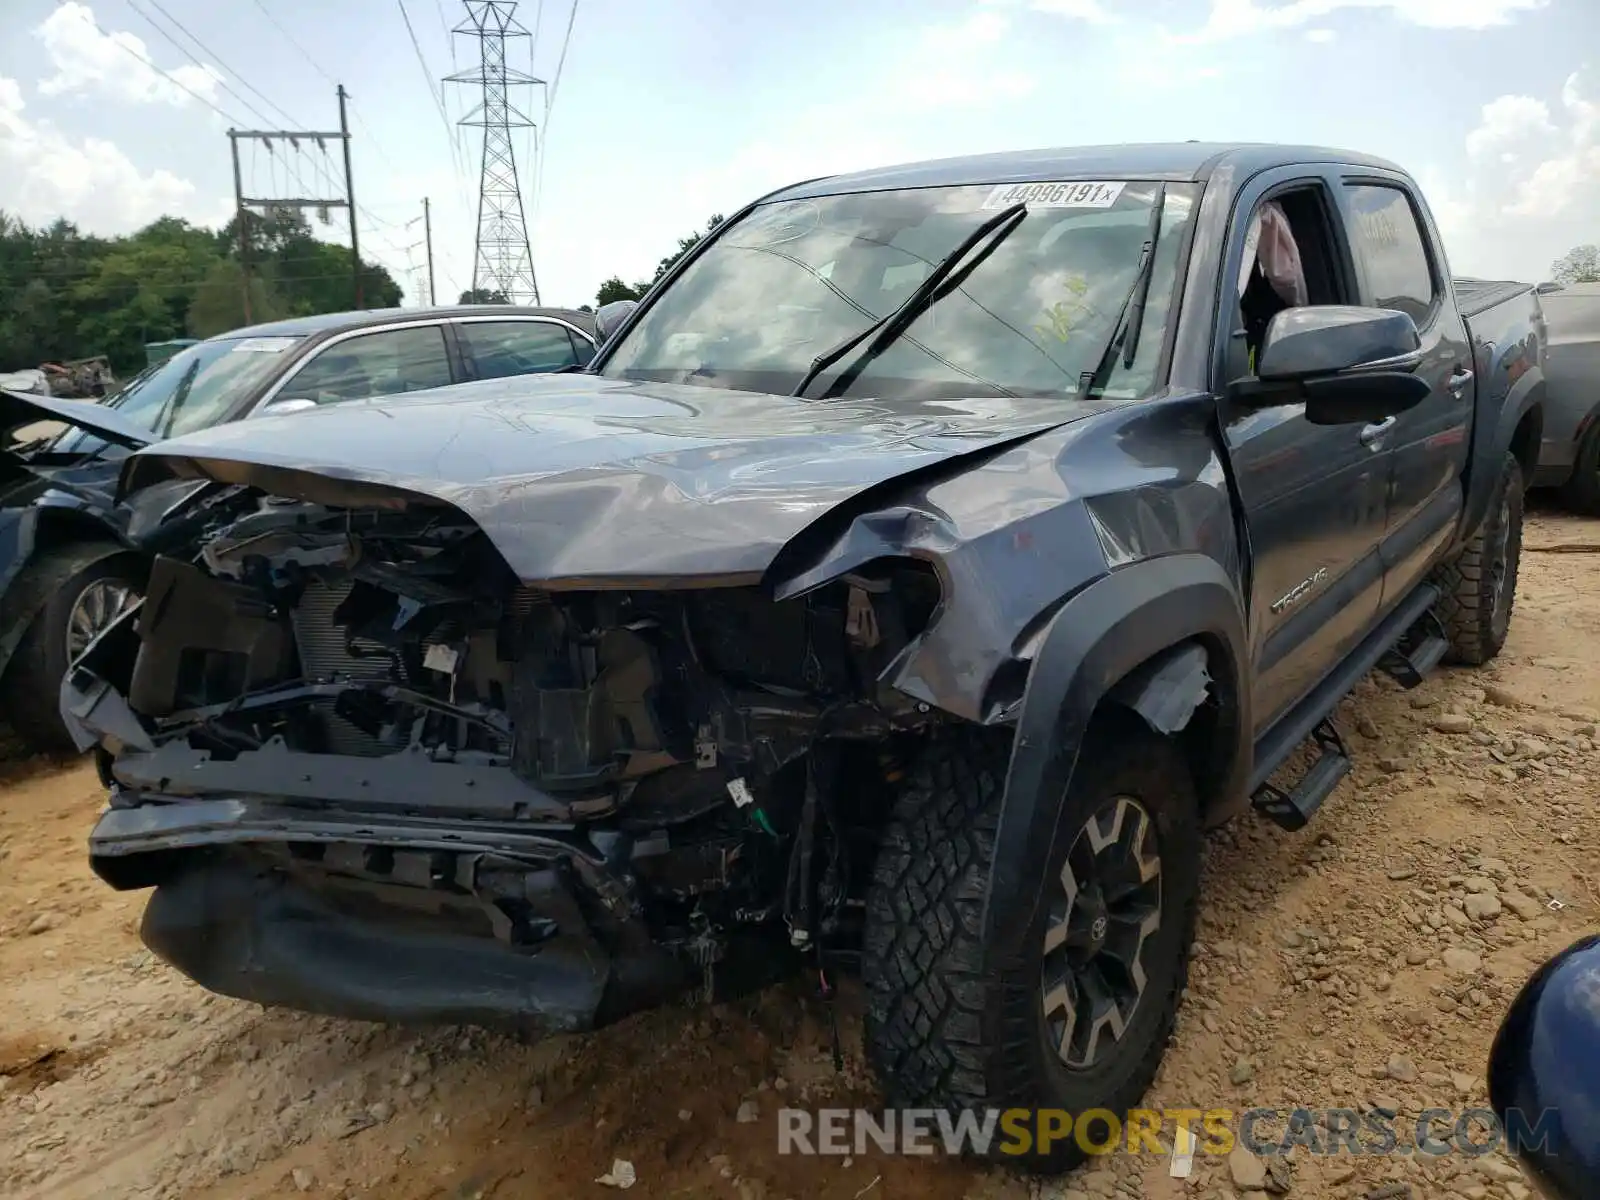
[70,489,945,1036]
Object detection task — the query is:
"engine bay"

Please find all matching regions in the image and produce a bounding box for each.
[75,491,947,991]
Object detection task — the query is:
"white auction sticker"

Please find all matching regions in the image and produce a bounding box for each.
[981,180,1126,210]
[229,336,299,353]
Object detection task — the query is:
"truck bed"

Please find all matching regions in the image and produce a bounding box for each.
[1453,277,1536,320]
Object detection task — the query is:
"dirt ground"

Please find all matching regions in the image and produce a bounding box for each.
[3,508,1598,1200]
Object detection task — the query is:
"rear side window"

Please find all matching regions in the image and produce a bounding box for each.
[282,325,453,405]
[1344,184,1436,323]
[458,321,585,380]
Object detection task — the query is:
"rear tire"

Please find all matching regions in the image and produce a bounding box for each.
[0,545,143,753]
[1558,419,1600,516]
[1434,451,1523,666]
[861,720,1201,1174]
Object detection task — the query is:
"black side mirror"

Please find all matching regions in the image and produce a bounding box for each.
[1488,934,1600,1200]
[1236,305,1433,425]
[593,300,639,344]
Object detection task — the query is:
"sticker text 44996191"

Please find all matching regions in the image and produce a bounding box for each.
[980,181,1126,211]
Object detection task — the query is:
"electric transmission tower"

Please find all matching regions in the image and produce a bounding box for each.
[446,2,542,305]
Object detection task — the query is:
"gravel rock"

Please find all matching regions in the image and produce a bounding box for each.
[1385,1055,1418,1083]
[1464,893,1503,921]
[1501,891,1542,920]
[1230,1058,1255,1085]
[291,1167,314,1192]
[1442,947,1482,974]
[1432,713,1474,734]
[737,1099,759,1124]
[1228,1146,1267,1190]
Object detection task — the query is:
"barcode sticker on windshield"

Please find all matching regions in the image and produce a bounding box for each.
[981,181,1125,210]
[230,337,299,353]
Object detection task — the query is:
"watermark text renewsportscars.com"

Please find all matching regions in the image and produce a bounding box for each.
[775,1106,1556,1161]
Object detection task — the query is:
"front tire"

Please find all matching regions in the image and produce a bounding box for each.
[1435,451,1523,666]
[1558,418,1600,516]
[1,545,143,753]
[861,720,1201,1174]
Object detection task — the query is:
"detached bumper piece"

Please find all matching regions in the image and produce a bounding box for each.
[93,802,683,1038]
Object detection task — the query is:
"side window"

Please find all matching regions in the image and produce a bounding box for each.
[459,321,582,380]
[1343,184,1436,323]
[1231,185,1341,379]
[281,325,453,405]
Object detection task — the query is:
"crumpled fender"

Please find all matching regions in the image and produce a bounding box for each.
[0,507,41,682]
[980,552,1250,967]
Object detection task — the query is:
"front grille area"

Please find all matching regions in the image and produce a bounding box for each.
[291,577,393,755]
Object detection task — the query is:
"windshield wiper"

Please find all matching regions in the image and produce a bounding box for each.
[790,201,1028,398]
[1078,185,1166,400]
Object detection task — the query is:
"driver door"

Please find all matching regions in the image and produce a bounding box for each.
[1215,170,1393,732]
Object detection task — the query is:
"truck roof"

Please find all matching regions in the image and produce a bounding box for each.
[769,142,1407,202]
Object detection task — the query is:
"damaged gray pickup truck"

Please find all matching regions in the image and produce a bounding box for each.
[70,143,1546,1172]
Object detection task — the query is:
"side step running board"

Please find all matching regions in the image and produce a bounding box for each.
[1247,581,1442,831]
[1378,609,1450,689]
[1252,719,1350,831]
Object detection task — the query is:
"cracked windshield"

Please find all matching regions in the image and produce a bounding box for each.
[603,180,1198,401]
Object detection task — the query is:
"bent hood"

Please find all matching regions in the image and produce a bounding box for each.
[125,374,1111,585]
[1,389,153,451]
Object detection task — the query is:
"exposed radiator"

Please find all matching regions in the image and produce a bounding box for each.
[291,577,394,756]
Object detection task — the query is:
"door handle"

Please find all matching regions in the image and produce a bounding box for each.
[1447,366,1474,396]
[1359,416,1397,447]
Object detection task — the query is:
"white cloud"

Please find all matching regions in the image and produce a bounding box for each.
[1304,26,1337,40]
[1023,0,1117,22]
[903,11,1039,107]
[1162,0,1546,41]
[979,0,1116,21]
[0,74,225,234]
[34,2,223,108]
[1423,73,1600,279]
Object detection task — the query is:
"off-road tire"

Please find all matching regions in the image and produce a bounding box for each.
[1558,419,1600,516]
[861,720,1201,1174]
[0,545,142,753]
[1434,451,1523,666]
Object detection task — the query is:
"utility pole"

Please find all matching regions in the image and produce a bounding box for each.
[226,87,362,314]
[338,85,363,309]
[446,2,542,305]
[424,198,436,306]
[228,131,252,323]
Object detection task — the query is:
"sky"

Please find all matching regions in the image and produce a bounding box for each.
[0,0,1596,309]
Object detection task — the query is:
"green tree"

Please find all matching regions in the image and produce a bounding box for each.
[0,206,403,376]
[187,259,285,338]
[458,288,509,304]
[1551,244,1600,285]
[649,213,724,286]
[595,276,644,306]
[591,214,725,309]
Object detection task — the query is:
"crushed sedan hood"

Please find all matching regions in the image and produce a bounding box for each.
[124,374,1110,585]
[1,388,153,451]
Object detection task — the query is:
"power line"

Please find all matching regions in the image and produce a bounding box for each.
[79,6,247,125]
[544,0,578,124]
[241,0,406,179]
[397,0,466,178]
[246,0,337,85]
[123,0,280,129]
[533,0,578,218]
[125,0,357,237]
[140,0,305,128]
